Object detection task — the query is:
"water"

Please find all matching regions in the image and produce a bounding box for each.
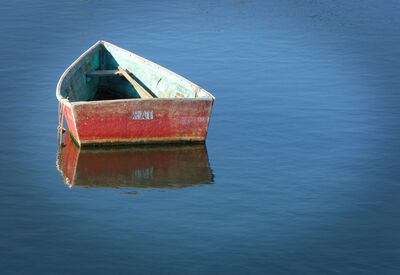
[1,0,400,274]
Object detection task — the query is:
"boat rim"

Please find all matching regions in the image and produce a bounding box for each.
[56,40,215,103]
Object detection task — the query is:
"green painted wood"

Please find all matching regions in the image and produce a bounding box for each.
[103,43,198,99]
[59,41,213,102]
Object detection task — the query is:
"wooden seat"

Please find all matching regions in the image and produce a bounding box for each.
[86,70,120,77]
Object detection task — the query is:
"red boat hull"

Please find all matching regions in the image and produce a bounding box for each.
[62,98,213,146]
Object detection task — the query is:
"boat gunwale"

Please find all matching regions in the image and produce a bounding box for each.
[56,40,215,103]
[70,96,214,107]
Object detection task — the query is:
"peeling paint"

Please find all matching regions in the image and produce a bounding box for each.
[57,41,215,146]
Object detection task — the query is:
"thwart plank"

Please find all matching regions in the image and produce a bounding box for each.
[86,70,120,77]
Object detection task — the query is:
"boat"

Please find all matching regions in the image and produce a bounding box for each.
[57,132,214,189]
[56,41,215,146]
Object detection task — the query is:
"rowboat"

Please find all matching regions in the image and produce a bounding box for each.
[57,131,214,189]
[56,41,214,146]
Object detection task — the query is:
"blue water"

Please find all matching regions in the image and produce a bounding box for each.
[1,0,400,274]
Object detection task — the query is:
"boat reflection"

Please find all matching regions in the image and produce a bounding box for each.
[57,133,214,190]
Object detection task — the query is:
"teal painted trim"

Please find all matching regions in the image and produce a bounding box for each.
[60,41,213,102]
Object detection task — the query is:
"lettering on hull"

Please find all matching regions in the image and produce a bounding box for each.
[133,110,153,120]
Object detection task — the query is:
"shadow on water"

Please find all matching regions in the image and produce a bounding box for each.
[56,132,214,191]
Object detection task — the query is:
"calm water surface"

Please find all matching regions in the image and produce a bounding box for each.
[1,1,400,274]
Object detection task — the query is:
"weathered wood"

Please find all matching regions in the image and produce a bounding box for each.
[86,68,154,98]
[56,41,215,146]
[86,70,120,77]
[117,66,153,99]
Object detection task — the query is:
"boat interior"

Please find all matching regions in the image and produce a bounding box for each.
[59,42,212,102]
